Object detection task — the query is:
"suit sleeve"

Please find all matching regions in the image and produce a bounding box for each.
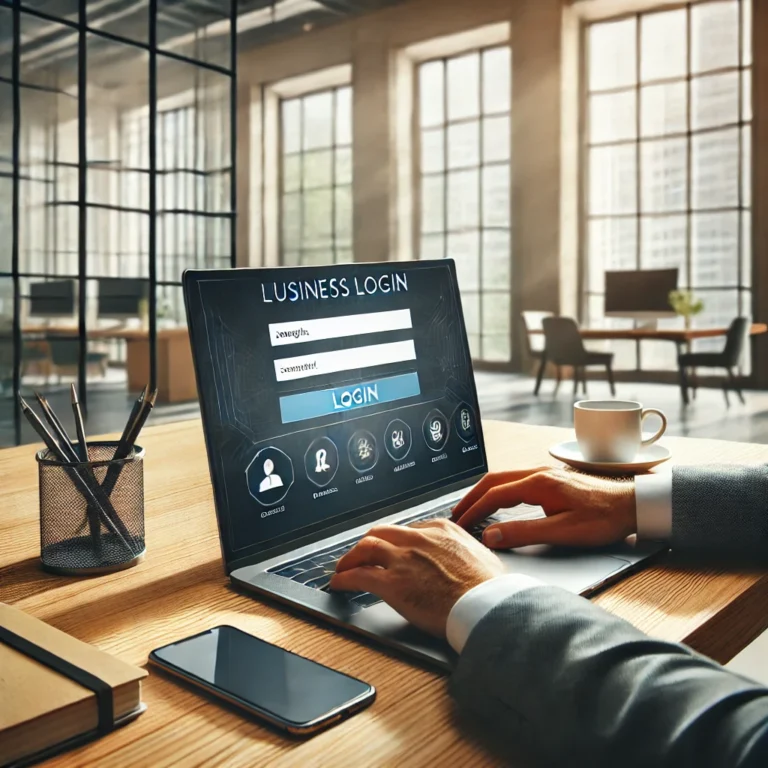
[671,465,768,555]
[450,586,768,768]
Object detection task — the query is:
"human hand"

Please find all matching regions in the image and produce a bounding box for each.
[330,519,504,638]
[452,467,637,550]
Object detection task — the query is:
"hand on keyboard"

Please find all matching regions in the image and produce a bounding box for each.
[329,518,505,637]
[452,467,636,549]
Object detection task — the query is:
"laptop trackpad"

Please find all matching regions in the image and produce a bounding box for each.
[496,545,630,594]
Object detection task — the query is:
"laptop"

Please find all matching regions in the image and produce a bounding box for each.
[183,260,664,670]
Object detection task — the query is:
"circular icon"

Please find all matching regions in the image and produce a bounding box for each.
[304,436,339,488]
[348,429,378,473]
[453,403,477,443]
[246,446,294,507]
[385,419,412,462]
[423,409,449,452]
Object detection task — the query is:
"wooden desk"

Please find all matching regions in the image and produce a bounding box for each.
[3,420,768,766]
[530,323,767,401]
[22,326,196,404]
[577,323,768,343]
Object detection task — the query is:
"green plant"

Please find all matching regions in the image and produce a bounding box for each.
[668,289,704,318]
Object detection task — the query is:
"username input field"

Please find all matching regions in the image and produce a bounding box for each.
[269,309,412,347]
[274,340,416,382]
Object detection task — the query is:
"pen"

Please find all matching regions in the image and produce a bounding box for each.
[34,392,101,549]
[35,392,79,463]
[70,384,89,462]
[112,386,148,463]
[20,397,136,558]
[102,388,157,498]
[114,385,147,461]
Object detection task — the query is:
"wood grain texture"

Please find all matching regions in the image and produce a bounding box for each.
[3,419,768,767]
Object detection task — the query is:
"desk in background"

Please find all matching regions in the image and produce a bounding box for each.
[3,419,768,767]
[531,323,768,400]
[577,323,768,344]
[22,326,197,404]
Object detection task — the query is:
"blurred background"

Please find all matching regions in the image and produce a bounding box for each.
[1,0,765,446]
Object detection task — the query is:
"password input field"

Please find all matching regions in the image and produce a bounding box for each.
[274,340,417,382]
[269,309,412,347]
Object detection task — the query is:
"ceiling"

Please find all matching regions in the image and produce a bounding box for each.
[0,0,409,80]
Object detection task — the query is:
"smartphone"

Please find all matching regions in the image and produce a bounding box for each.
[148,625,375,736]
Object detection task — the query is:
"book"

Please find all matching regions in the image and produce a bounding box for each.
[0,603,147,767]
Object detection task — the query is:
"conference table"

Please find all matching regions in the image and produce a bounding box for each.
[3,419,768,766]
[577,323,768,344]
[532,323,768,402]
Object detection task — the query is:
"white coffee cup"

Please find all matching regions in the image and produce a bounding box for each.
[574,400,667,463]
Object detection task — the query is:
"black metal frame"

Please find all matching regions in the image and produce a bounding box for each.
[0,0,237,446]
[415,45,513,365]
[581,0,752,372]
[278,84,353,266]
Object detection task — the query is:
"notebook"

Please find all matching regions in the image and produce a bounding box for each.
[0,603,147,767]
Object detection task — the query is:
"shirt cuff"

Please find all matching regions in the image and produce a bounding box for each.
[635,471,673,541]
[446,574,543,653]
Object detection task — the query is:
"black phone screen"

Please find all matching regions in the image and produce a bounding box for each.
[151,626,373,727]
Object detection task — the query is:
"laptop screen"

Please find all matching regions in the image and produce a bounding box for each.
[184,261,487,569]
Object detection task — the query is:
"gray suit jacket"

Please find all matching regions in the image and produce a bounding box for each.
[451,466,768,767]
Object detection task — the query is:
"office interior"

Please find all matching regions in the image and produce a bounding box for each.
[1,0,766,449]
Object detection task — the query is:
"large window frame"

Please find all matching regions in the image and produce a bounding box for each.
[278,83,352,267]
[581,0,752,373]
[0,0,237,446]
[415,43,513,366]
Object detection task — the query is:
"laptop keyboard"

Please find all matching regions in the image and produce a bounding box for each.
[269,503,512,611]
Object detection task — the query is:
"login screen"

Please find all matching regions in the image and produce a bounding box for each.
[186,261,486,566]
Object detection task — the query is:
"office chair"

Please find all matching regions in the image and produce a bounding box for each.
[48,338,109,382]
[678,317,749,406]
[542,316,616,396]
[521,311,553,395]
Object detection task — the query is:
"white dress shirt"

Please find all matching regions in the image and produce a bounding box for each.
[445,473,674,653]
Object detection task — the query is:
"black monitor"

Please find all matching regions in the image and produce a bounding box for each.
[97,278,148,319]
[28,280,76,318]
[604,269,679,319]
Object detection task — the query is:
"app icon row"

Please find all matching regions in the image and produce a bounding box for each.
[247,404,477,507]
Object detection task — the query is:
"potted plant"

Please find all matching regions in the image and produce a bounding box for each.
[668,289,704,330]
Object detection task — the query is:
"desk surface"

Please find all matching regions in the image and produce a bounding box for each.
[528,323,767,342]
[578,323,768,342]
[3,420,768,767]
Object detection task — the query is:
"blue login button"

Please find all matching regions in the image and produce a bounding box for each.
[279,372,421,424]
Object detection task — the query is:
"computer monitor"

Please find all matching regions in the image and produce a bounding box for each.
[604,269,679,319]
[97,278,148,319]
[28,280,76,318]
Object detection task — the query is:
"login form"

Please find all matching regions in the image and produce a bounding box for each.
[187,261,486,565]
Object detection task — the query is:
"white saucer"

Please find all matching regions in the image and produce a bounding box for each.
[548,441,671,476]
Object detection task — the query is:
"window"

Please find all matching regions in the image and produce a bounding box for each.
[417,46,512,364]
[280,86,352,266]
[584,0,752,371]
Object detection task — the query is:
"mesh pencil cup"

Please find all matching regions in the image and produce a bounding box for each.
[36,442,146,575]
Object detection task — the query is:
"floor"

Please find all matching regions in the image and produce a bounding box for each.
[3,368,768,680]
[474,370,768,442]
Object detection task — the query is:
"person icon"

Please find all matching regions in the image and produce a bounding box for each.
[259,458,284,493]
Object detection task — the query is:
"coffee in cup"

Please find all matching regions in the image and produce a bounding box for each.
[574,400,667,463]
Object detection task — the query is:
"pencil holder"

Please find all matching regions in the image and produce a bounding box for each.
[36,442,146,575]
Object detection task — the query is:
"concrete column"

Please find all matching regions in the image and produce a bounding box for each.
[751,0,768,387]
[351,34,395,263]
[510,0,565,369]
